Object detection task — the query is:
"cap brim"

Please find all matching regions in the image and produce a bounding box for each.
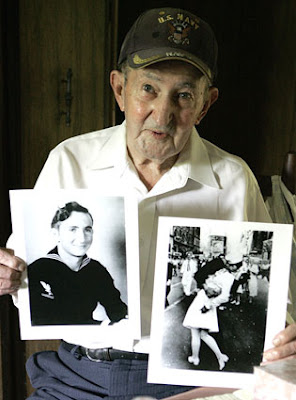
[127,47,214,83]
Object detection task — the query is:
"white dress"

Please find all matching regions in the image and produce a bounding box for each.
[183,289,219,332]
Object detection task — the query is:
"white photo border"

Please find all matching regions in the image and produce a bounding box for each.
[9,189,141,343]
[148,216,293,389]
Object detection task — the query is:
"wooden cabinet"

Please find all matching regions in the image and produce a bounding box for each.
[19,0,117,189]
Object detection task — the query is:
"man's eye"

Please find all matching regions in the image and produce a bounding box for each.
[85,227,93,234]
[178,92,193,100]
[143,84,154,93]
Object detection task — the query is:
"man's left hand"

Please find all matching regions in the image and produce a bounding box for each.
[263,324,296,362]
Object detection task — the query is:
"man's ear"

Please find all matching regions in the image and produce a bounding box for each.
[51,227,60,242]
[195,87,219,125]
[110,70,125,112]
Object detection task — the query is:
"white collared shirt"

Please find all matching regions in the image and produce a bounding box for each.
[29,121,271,350]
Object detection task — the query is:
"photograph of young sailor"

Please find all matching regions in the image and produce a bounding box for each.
[28,201,128,326]
[161,230,272,373]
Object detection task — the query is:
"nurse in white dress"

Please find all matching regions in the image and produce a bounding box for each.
[183,279,229,370]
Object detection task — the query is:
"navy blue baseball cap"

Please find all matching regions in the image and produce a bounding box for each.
[118,8,218,83]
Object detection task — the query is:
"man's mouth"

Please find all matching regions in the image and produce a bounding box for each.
[149,129,171,139]
[74,244,88,250]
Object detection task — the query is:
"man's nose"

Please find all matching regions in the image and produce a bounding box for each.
[152,95,175,126]
[76,229,87,242]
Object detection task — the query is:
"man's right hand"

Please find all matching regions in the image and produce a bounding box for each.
[0,248,26,295]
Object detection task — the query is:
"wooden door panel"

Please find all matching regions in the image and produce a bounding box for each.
[19,0,115,189]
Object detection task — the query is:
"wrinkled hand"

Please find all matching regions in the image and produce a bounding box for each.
[0,248,26,295]
[263,324,296,363]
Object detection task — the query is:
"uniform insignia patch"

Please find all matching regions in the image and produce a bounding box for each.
[40,280,54,299]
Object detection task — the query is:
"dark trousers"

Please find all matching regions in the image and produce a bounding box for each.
[26,341,195,399]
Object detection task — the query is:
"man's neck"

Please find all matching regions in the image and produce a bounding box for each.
[57,245,83,272]
[135,157,178,191]
[128,151,178,191]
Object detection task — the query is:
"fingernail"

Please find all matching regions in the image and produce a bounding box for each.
[273,337,281,346]
[18,263,26,272]
[264,351,277,361]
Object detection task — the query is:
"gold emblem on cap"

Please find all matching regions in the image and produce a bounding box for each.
[133,54,160,65]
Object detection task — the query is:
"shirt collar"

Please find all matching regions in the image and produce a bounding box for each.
[86,121,219,189]
[47,247,91,270]
[186,127,220,189]
[165,127,219,190]
[86,121,127,171]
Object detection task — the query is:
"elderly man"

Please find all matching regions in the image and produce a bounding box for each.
[0,7,296,400]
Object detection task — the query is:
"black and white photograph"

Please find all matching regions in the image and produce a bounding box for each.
[148,217,293,389]
[9,189,140,341]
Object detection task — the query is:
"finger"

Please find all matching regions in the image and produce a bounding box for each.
[0,248,26,272]
[263,340,296,362]
[0,269,22,286]
[0,275,22,295]
[0,285,21,296]
[4,248,14,256]
[0,264,23,296]
[0,264,23,280]
[272,324,296,346]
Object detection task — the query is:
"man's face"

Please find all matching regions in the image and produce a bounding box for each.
[55,211,93,257]
[228,264,238,272]
[113,61,217,166]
